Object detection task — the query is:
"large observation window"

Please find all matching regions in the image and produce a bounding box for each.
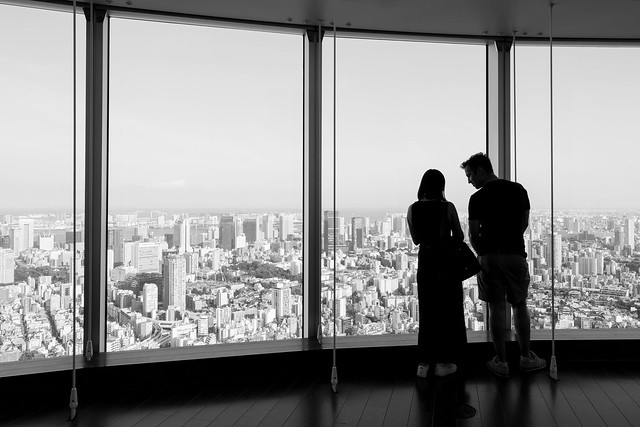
[515,44,640,333]
[321,36,486,338]
[107,18,304,351]
[0,4,86,364]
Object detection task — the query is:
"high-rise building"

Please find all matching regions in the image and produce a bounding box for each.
[184,252,199,274]
[9,227,23,254]
[142,283,158,316]
[273,284,291,320]
[132,242,160,273]
[243,218,260,243]
[38,235,54,251]
[262,214,274,241]
[174,217,190,254]
[112,228,125,264]
[395,252,408,271]
[18,218,34,250]
[279,214,294,241]
[545,233,562,271]
[624,217,635,248]
[323,210,345,253]
[351,217,367,250]
[392,215,406,237]
[220,215,237,250]
[0,249,15,284]
[163,255,186,311]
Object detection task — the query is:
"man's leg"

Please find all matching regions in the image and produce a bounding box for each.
[488,299,508,362]
[512,300,531,358]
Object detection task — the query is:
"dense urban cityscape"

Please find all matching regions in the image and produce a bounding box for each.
[0,209,638,363]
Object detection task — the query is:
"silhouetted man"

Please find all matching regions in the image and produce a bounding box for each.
[461,153,546,377]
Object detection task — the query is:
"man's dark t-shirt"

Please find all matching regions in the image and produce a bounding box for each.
[468,179,530,258]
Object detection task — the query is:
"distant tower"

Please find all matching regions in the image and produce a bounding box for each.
[18,218,34,249]
[142,283,158,316]
[279,214,294,241]
[262,214,274,241]
[0,249,15,284]
[174,217,190,254]
[220,215,237,250]
[624,217,635,248]
[351,217,366,250]
[243,218,260,243]
[132,242,160,273]
[323,210,344,252]
[163,255,186,310]
[545,233,562,271]
[273,284,291,320]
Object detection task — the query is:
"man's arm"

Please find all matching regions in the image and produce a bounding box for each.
[468,219,481,254]
[522,209,530,234]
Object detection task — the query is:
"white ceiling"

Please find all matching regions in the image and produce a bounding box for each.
[93,0,640,40]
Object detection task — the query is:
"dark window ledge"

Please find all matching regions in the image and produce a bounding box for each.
[1,329,638,379]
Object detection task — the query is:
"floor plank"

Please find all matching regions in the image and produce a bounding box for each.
[2,362,640,427]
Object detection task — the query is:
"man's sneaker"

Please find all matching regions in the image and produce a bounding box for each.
[434,363,457,377]
[416,363,429,378]
[520,351,547,372]
[486,357,509,378]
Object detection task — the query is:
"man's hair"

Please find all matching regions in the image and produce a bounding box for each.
[460,152,494,174]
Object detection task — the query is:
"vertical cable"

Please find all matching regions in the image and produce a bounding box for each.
[85,1,94,362]
[69,0,79,419]
[512,31,517,183]
[330,17,339,394]
[548,2,559,381]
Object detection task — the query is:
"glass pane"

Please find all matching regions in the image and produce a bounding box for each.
[322,37,486,338]
[108,19,303,351]
[0,4,86,363]
[516,45,640,333]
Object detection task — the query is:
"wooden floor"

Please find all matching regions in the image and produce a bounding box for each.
[3,361,640,427]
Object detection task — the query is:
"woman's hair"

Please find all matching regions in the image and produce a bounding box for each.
[417,169,446,201]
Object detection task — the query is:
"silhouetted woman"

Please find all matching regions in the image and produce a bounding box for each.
[407,169,467,378]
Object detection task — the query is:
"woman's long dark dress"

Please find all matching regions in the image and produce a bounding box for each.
[409,200,467,365]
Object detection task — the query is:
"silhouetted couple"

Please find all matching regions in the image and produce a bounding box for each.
[407,153,546,383]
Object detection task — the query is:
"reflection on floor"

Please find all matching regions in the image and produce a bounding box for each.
[2,360,640,426]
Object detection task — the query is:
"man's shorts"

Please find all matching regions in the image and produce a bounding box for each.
[477,253,530,305]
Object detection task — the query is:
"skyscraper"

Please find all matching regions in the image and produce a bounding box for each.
[220,215,237,250]
[111,228,125,265]
[132,242,160,273]
[243,217,260,243]
[18,218,34,250]
[279,214,294,241]
[273,284,291,320]
[323,210,345,252]
[9,227,22,254]
[142,283,158,316]
[262,214,274,241]
[351,217,367,250]
[545,233,562,271]
[0,249,15,284]
[174,217,190,254]
[624,217,635,248]
[163,255,186,311]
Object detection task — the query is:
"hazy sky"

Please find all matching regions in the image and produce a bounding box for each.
[1,3,640,216]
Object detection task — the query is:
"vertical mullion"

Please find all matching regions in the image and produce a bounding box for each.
[83,7,109,360]
[303,29,322,340]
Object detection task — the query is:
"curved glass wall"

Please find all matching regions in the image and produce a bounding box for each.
[2,0,637,377]
[321,36,486,338]
[0,3,86,364]
[515,44,640,334]
[107,18,304,351]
